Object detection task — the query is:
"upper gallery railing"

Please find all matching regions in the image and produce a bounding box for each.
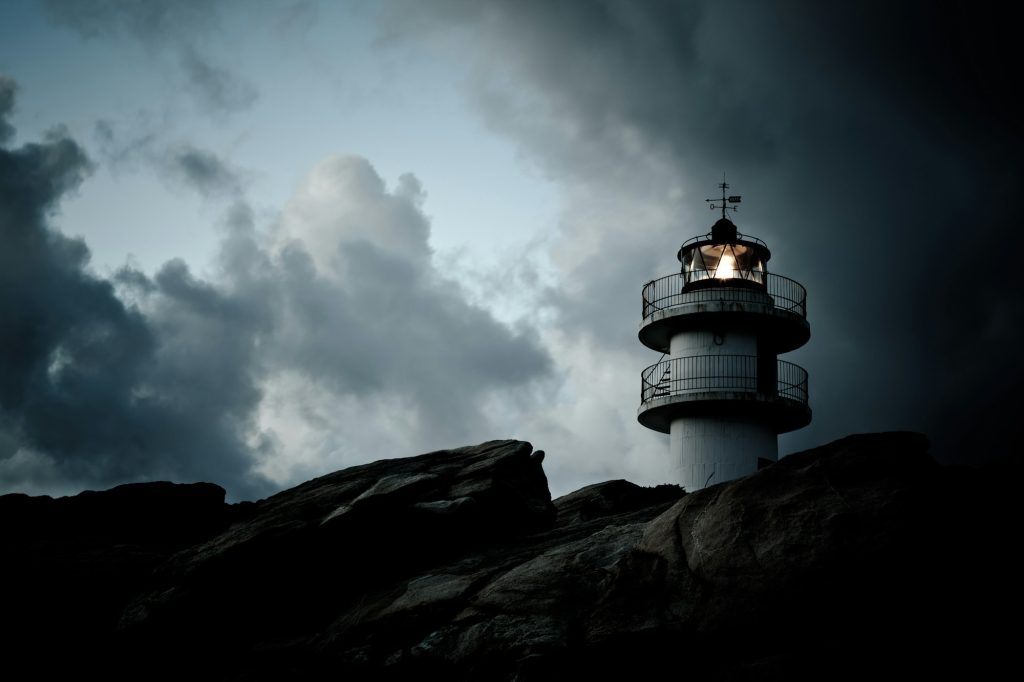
[641,272,807,320]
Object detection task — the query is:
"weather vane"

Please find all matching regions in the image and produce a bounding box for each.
[705,174,741,219]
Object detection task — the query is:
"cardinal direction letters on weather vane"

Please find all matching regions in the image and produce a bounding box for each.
[705,176,741,219]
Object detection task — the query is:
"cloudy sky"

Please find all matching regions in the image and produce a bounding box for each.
[0,0,1019,500]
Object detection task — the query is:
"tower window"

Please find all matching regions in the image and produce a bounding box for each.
[680,243,766,284]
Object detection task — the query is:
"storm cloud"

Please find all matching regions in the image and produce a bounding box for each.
[179,49,259,115]
[0,78,15,145]
[388,0,1023,467]
[1,1,1018,501]
[0,94,270,497]
[0,85,551,498]
[41,0,259,116]
[161,144,245,199]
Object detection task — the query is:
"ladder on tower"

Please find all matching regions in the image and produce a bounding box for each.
[651,363,672,397]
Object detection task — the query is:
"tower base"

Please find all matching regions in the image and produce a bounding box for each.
[669,416,777,491]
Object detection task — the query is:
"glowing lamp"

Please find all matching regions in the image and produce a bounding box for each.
[676,226,769,287]
[716,252,737,279]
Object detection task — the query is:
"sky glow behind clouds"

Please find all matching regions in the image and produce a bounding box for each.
[0,0,1020,499]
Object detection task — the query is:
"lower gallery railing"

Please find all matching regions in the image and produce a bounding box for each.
[641,354,808,404]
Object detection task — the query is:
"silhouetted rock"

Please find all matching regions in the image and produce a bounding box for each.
[0,481,228,667]
[0,433,1012,680]
[117,439,555,655]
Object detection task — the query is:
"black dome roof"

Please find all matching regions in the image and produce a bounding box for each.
[711,217,737,242]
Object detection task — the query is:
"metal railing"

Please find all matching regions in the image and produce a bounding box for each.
[641,354,808,405]
[679,232,769,252]
[641,272,806,320]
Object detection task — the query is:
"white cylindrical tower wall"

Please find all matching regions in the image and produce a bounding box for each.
[668,327,777,489]
[669,416,777,491]
[669,329,757,358]
[670,329,759,394]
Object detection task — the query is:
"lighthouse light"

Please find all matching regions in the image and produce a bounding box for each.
[680,242,767,285]
[716,252,737,279]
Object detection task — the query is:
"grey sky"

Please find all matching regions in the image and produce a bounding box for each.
[0,1,1018,499]
[397,0,1021,466]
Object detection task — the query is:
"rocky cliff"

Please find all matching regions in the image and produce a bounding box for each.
[0,433,1012,679]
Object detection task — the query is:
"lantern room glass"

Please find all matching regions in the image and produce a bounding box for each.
[681,243,766,285]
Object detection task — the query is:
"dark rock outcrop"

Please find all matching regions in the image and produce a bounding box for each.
[0,433,1012,680]
[0,481,228,668]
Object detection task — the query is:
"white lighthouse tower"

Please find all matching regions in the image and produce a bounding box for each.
[638,180,811,491]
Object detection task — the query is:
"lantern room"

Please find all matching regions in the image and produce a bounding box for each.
[677,218,770,287]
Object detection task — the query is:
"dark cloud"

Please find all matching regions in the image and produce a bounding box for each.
[162,144,244,198]
[131,152,553,483]
[274,0,318,38]
[0,85,552,498]
[93,119,154,169]
[93,121,244,197]
[237,154,554,453]
[0,88,265,498]
[390,0,1024,467]
[40,0,219,44]
[180,50,259,115]
[0,76,15,145]
[12,0,1015,500]
[41,0,258,116]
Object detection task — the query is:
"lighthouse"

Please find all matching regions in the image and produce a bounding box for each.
[638,180,811,491]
